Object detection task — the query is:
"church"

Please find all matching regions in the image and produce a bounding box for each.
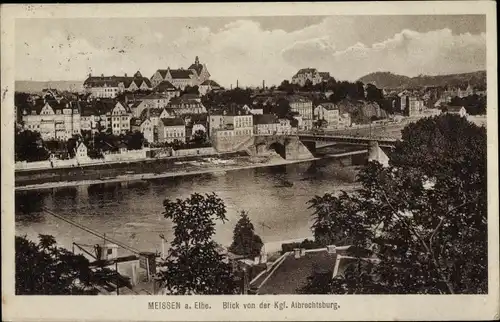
[150,56,211,90]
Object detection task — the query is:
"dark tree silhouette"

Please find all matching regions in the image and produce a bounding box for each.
[308,114,487,294]
[157,193,237,295]
[15,130,49,162]
[229,211,263,257]
[16,235,116,295]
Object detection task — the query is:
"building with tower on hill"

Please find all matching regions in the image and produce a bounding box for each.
[150,56,212,90]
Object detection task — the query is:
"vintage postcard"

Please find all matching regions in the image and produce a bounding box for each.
[1,2,498,321]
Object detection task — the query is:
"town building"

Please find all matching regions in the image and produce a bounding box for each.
[242,104,264,115]
[291,68,330,86]
[83,71,152,98]
[314,103,352,129]
[140,118,154,143]
[75,142,89,162]
[157,118,186,143]
[253,114,294,136]
[150,56,211,90]
[208,110,253,137]
[314,103,339,126]
[153,80,180,99]
[22,100,81,141]
[110,102,132,135]
[130,93,171,118]
[445,106,468,118]
[199,80,222,96]
[168,94,207,115]
[79,100,116,133]
[287,95,313,130]
[399,95,425,117]
[140,108,164,127]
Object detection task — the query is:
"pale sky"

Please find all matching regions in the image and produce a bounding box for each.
[15,15,486,87]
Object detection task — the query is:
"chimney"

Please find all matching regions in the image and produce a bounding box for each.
[236,80,239,88]
[327,245,337,254]
[262,80,265,89]
[294,248,301,259]
[101,73,104,77]
[125,73,127,77]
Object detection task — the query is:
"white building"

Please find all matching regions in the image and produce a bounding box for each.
[110,102,132,135]
[83,71,152,98]
[22,101,81,141]
[157,118,186,143]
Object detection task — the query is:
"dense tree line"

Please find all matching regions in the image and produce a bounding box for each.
[15,129,49,162]
[305,114,487,294]
[449,94,486,115]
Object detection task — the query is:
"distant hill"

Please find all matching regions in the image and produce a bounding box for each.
[15,80,84,93]
[358,71,486,89]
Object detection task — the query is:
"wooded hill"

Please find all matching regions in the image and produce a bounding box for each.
[358,70,486,89]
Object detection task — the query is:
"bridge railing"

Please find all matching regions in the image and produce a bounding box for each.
[297,131,398,142]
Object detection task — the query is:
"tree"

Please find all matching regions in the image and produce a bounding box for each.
[15,130,49,162]
[157,193,237,295]
[229,211,263,257]
[365,84,384,101]
[125,131,145,150]
[308,114,487,294]
[191,129,207,145]
[16,234,116,295]
[182,85,200,95]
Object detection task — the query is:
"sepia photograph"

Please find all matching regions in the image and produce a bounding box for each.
[1,2,498,321]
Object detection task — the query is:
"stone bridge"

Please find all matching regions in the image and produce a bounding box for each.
[252,135,314,160]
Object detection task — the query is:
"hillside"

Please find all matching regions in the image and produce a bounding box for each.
[358,70,486,89]
[15,80,84,93]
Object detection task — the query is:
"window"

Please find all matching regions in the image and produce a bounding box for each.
[107,248,113,255]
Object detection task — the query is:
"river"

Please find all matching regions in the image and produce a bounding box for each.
[15,156,361,256]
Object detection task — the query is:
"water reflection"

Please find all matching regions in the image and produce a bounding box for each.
[16,159,360,252]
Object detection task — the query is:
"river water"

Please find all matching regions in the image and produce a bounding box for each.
[15,156,360,256]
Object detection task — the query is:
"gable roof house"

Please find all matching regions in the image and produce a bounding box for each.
[150,56,211,90]
[83,71,152,98]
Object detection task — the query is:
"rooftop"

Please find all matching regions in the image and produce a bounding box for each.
[160,118,185,127]
[254,114,278,125]
[252,246,374,295]
[255,249,337,295]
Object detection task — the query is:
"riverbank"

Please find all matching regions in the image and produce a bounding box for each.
[15,154,324,191]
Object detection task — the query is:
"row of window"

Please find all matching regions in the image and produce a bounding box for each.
[164,132,184,138]
[112,116,129,121]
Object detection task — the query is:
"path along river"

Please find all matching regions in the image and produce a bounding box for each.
[15,154,361,256]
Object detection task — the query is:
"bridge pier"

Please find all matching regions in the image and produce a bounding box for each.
[368,141,389,167]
